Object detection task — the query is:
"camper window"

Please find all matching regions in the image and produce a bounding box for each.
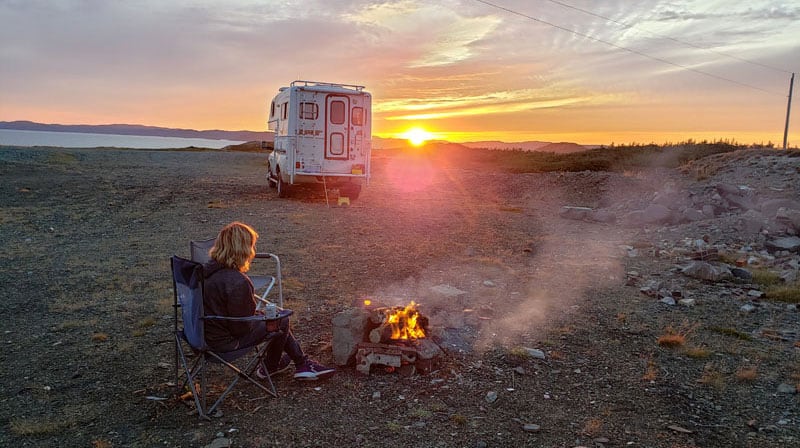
[270,101,275,119]
[352,107,364,126]
[330,100,346,125]
[282,102,288,120]
[300,102,319,120]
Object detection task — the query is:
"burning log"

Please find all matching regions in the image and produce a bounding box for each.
[367,302,428,344]
[369,324,394,344]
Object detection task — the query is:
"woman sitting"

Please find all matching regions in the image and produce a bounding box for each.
[202,221,334,380]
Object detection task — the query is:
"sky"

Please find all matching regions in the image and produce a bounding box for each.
[1,0,798,145]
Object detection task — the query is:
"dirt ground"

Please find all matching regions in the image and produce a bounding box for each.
[0,146,798,448]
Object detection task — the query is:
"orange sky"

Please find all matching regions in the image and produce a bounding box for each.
[1,1,798,146]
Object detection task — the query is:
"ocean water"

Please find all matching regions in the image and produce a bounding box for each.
[0,129,245,149]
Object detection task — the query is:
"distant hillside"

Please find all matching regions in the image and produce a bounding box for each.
[0,120,274,143]
[537,142,589,153]
[461,140,551,151]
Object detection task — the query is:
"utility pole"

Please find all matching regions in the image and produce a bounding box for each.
[784,72,794,149]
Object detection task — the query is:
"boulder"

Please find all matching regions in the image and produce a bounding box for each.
[640,204,672,224]
[765,236,800,253]
[331,307,370,366]
[760,199,800,218]
[681,261,733,282]
[776,208,800,232]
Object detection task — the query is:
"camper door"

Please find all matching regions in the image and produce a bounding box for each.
[325,95,350,160]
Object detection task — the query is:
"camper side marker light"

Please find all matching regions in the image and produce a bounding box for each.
[351,164,364,175]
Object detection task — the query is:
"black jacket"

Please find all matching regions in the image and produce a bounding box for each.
[202,260,257,350]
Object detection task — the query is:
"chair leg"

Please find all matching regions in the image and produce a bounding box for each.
[175,334,209,419]
[205,349,277,416]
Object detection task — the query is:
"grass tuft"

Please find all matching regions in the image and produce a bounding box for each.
[735,366,758,382]
[657,323,696,348]
[582,418,603,437]
[642,357,658,381]
[709,326,753,341]
[684,346,712,359]
[10,417,76,436]
[698,363,726,390]
[450,414,467,426]
[751,269,781,287]
[764,284,800,303]
[91,332,109,342]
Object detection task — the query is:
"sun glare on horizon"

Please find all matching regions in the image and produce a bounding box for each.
[402,127,433,146]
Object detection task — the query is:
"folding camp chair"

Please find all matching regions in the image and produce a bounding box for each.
[189,238,284,308]
[171,255,292,419]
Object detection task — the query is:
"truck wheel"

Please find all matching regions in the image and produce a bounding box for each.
[277,175,290,198]
[342,183,361,200]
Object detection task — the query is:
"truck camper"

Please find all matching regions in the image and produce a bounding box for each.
[266,80,371,199]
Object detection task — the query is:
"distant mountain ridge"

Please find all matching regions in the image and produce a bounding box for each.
[0,120,273,143]
[2,121,588,152]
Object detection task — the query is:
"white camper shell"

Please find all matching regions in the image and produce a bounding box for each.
[266,80,371,199]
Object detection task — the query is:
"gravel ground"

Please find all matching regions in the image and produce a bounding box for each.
[0,145,798,447]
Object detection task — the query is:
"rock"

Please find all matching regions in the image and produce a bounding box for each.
[779,269,797,283]
[738,210,765,235]
[523,347,546,359]
[765,236,800,253]
[682,208,705,222]
[204,437,232,448]
[740,304,757,313]
[482,280,496,287]
[777,383,797,394]
[416,338,444,360]
[522,423,541,432]
[681,261,732,282]
[776,208,800,231]
[331,307,370,366]
[640,204,672,224]
[559,205,593,220]
[760,198,800,218]
[678,298,696,307]
[430,284,467,297]
[485,391,498,403]
[659,297,676,306]
[731,267,753,281]
[715,183,742,196]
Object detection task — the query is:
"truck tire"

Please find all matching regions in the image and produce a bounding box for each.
[277,174,290,198]
[342,183,361,200]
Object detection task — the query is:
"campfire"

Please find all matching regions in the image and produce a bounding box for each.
[367,301,427,343]
[332,300,443,376]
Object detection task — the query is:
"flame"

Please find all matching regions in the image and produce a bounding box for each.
[385,301,426,340]
[363,299,372,306]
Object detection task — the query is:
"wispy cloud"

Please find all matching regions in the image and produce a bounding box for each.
[0,0,797,144]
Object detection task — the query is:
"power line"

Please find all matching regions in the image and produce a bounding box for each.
[542,0,793,75]
[472,0,784,96]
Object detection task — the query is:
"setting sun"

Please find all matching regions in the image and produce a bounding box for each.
[402,127,433,146]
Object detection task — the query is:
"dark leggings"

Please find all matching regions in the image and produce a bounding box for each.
[213,317,306,369]
[263,317,306,369]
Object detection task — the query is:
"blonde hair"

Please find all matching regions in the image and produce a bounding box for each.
[210,222,258,272]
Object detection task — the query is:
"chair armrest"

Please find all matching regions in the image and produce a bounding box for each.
[255,252,278,260]
[203,309,293,322]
